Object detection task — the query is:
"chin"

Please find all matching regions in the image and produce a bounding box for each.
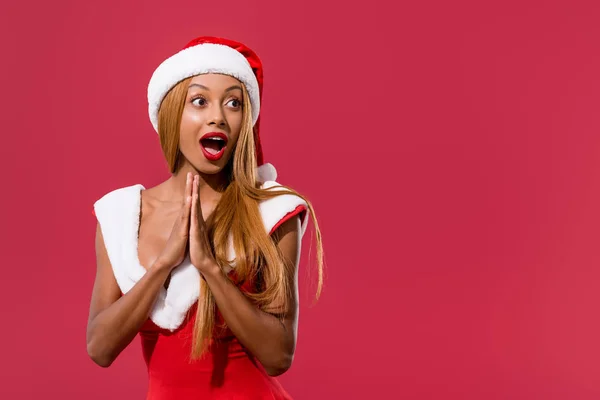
[181,145,233,175]
[193,162,224,175]
[191,155,232,175]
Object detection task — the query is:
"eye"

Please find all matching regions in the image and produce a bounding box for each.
[226,98,242,109]
[191,96,207,107]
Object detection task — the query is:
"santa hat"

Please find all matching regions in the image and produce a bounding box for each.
[147,36,277,182]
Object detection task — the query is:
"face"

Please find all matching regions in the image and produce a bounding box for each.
[178,73,244,174]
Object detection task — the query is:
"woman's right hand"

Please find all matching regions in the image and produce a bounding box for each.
[154,172,193,271]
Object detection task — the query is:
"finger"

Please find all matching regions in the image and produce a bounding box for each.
[185,171,194,200]
[194,175,205,232]
[195,176,203,215]
[180,172,190,208]
[178,173,193,232]
[190,175,199,233]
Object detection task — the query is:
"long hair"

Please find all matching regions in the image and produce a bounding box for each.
[157,76,324,360]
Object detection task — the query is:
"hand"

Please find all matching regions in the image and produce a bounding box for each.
[190,174,219,275]
[155,172,193,271]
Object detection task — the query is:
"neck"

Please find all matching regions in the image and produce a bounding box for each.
[165,162,229,203]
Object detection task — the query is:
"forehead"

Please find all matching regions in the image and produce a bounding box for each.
[188,73,243,91]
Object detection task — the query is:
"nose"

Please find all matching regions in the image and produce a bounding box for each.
[207,105,226,128]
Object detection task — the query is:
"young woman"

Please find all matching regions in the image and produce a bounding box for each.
[86,36,323,399]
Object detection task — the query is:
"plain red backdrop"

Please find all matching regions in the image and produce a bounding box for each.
[1,0,600,398]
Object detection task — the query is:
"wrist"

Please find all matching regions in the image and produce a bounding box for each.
[201,262,223,279]
[151,258,173,273]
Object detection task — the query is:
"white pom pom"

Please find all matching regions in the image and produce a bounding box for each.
[256,163,278,182]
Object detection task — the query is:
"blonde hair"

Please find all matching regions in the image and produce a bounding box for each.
[157,76,324,359]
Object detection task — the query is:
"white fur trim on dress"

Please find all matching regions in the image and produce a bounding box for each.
[147,43,260,133]
[93,181,307,331]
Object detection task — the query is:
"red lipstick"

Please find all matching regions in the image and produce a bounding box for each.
[199,132,228,161]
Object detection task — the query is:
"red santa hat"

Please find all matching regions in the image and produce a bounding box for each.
[147,36,277,182]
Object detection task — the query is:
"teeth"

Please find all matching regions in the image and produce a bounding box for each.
[205,137,224,141]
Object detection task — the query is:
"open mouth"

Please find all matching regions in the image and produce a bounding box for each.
[199,132,228,161]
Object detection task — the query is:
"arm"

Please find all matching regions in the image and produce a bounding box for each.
[201,216,302,376]
[85,223,174,367]
[87,173,194,367]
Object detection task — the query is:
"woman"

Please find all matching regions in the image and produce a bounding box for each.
[86,36,323,399]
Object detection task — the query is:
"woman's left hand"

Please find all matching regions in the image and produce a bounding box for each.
[190,175,219,275]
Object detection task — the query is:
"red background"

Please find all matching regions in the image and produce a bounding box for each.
[1,0,600,398]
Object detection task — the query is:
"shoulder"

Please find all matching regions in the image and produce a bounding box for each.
[258,180,309,237]
[94,184,145,205]
[93,184,145,219]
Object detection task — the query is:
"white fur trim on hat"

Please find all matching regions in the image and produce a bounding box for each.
[256,163,277,182]
[147,43,260,133]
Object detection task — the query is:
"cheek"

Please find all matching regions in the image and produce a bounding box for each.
[227,112,243,136]
[180,107,204,130]
[179,108,203,144]
[227,134,240,153]
[226,114,243,151]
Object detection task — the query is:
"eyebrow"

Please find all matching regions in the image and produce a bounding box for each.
[188,83,243,92]
[188,83,209,91]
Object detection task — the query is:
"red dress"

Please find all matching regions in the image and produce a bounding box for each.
[139,302,292,399]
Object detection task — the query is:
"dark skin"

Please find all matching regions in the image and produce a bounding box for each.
[86,74,302,376]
